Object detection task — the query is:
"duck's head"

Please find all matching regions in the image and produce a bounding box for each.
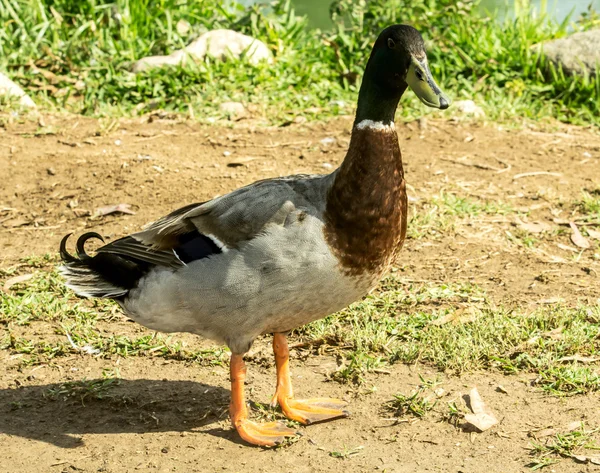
[356,25,450,124]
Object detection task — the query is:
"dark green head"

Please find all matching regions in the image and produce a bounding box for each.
[355,25,450,124]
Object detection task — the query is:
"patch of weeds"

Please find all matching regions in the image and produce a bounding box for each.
[444,400,465,427]
[388,389,436,418]
[298,277,600,387]
[433,192,512,219]
[507,228,538,248]
[528,424,600,469]
[1,264,227,367]
[332,351,386,384]
[329,445,364,459]
[576,191,600,223]
[1,268,119,326]
[45,377,120,405]
[386,375,440,418]
[408,193,513,240]
[526,457,560,471]
[534,366,600,396]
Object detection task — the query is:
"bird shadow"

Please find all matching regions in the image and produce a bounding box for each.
[0,379,233,448]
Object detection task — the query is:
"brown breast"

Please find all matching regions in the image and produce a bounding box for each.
[324,124,407,276]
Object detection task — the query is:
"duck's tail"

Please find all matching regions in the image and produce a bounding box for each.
[59,233,147,300]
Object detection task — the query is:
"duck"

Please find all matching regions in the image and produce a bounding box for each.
[59,24,450,447]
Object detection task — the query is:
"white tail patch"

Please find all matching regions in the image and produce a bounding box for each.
[355,120,395,132]
[59,265,127,298]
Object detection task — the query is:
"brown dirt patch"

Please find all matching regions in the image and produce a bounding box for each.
[1,113,600,472]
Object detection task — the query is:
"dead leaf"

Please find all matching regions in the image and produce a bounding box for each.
[537,297,564,305]
[430,307,479,326]
[464,387,499,432]
[587,229,600,240]
[516,219,552,234]
[572,454,600,465]
[530,422,581,439]
[3,218,31,228]
[3,273,33,292]
[570,222,590,249]
[558,355,600,363]
[94,203,135,217]
[72,209,91,218]
[512,171,562,180]
[556,243,579,252]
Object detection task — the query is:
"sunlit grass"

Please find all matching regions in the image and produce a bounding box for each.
[1,248,599,396]
[0,0,598,125]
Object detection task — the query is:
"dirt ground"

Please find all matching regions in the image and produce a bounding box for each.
[1,112,600,473]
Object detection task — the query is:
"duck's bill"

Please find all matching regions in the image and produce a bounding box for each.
[406,56,450,110]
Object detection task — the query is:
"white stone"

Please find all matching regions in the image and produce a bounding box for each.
[132,29,273,73]
[219,101,246,120]
[453,100,485,118]
[0,72,36,108]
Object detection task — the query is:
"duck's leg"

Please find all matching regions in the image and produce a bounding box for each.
[271,333,350,424]
[229,353,299,446]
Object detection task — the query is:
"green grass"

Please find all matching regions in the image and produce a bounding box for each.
[528,423,600,470]
[0,0,598,125]
[2,252,599,396]
[386,377,439,418]
[296,276,600,387]
[408,191,513,239]
[1,258,228,367]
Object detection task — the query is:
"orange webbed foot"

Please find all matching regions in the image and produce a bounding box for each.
[230,352,300,447]
[271,333,350,425]
[273,396,350,425]
[234,418,300,447]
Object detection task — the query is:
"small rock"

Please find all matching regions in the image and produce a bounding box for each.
[47,167,56,176]
[114,139,122,146]
[536,29,600,76]
[320,137,336,146]
[453,100,485,118]
[161,447,169,454]
[322,162,333,169]
[132,29,273,73]
[223,151,231,157]
[219,101,246,120]
[294,116,308,124]
[0,72,36,108]
[176,19,191,36]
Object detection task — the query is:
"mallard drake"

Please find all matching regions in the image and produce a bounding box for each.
[59,24,449,447]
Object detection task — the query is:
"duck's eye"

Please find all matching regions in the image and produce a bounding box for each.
[415,69,425,81]
[387,38,395,49]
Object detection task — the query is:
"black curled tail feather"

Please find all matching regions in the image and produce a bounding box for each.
[59,233,145,299]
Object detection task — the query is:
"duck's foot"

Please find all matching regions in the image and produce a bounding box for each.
[230,352,300,447]
[276,397,350,425]
[234,419,300,447]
